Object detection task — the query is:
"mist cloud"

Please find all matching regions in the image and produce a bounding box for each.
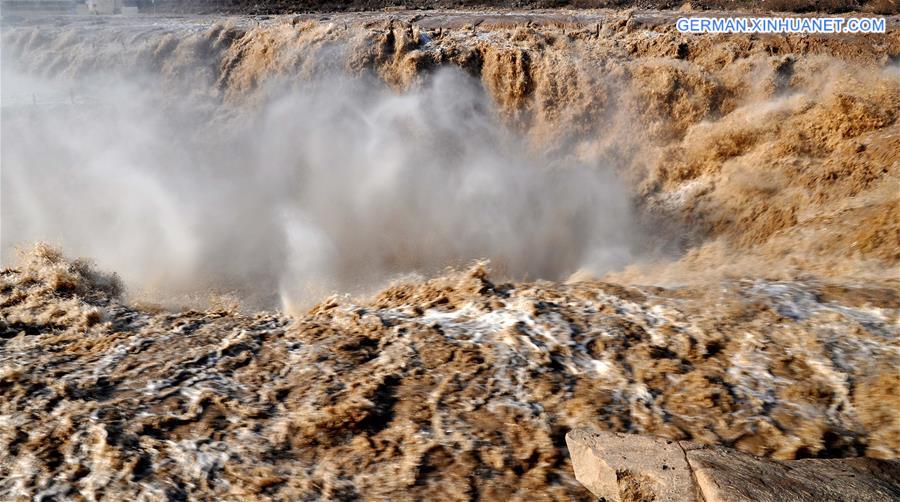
[2,65,634,309]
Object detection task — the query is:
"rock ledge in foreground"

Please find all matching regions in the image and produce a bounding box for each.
[566,429,900,502]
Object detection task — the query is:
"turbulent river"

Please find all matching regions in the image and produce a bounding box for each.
[1,11,898,500]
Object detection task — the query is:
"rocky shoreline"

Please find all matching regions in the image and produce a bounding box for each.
[567,430,900,501]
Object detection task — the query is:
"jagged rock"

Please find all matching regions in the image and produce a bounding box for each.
[565,429,697,502]
[567,430,900,502]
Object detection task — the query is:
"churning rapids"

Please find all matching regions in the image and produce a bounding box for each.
[1,10,899,501]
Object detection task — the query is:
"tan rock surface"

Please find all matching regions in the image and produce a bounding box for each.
[687,445,900,502]
[566,429,697,501]
[568,430,900,502]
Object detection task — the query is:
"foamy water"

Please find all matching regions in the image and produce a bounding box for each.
[1,11,898,500]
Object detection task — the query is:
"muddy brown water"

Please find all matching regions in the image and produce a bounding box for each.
[1,11,899,500]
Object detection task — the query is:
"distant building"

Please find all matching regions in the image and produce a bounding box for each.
[86,0,120,13]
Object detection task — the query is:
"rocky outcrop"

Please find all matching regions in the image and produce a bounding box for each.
[566,430,698,501]
[687,443,900,502]
[566,430,900,501]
